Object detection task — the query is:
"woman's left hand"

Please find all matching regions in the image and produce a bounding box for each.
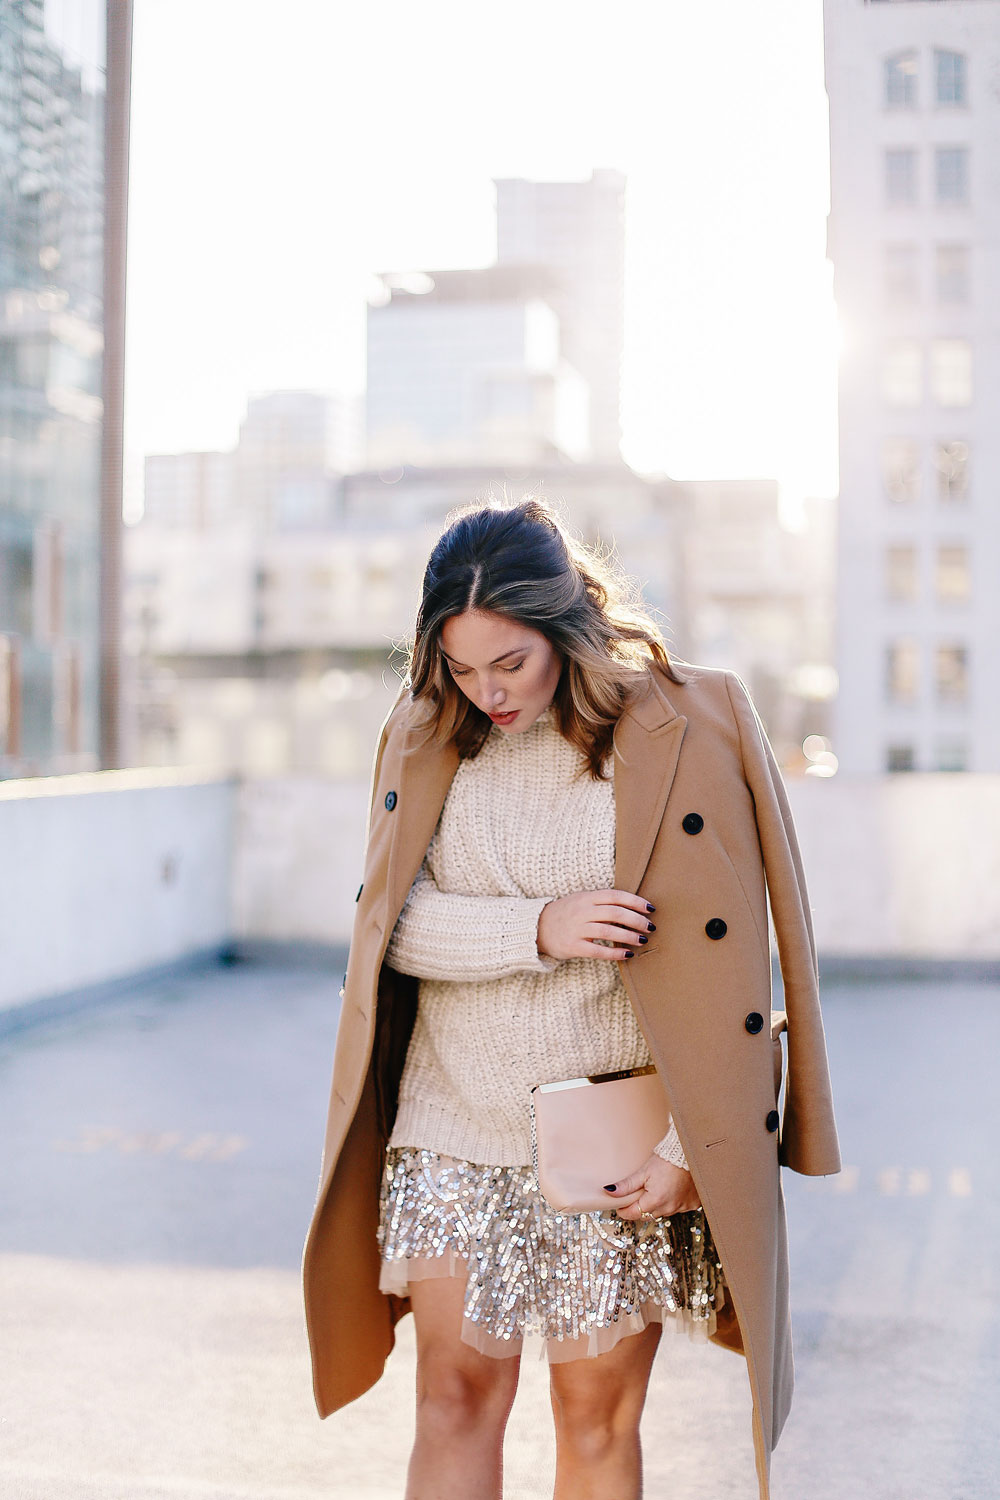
[604,1154,702,1220]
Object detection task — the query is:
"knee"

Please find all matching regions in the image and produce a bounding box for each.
[416,1358,518,1438]
[549,1379,641,1461]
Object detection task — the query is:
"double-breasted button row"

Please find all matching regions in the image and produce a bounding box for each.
[682,813,728,941]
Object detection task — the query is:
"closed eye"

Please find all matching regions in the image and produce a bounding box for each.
[450,661,524,678]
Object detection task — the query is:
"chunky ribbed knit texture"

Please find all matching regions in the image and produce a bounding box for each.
[386,706,688,1172]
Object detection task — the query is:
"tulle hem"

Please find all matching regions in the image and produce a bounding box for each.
[378,1248,726,1362]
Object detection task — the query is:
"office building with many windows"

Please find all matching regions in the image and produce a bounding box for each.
[825,0,1000,772]
[0,0,131,775]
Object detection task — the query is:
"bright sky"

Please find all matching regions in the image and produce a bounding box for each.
[124,0,839,513]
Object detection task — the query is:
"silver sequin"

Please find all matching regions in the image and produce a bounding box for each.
[377,1146,727,1357]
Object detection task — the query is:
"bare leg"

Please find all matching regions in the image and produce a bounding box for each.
[548,1321,662,1500]
[405,1273,522,1500]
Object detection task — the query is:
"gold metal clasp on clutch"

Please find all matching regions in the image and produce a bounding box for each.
[534,1064,657,1094]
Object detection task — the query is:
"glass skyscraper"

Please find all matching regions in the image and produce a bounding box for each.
[0,0,130,775]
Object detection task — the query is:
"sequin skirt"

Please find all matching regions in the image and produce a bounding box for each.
[377,1146,727,1363]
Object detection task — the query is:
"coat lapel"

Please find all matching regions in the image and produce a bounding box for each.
[613,672,687,894]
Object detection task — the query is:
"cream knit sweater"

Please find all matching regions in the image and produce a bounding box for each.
[385,705,688,1173]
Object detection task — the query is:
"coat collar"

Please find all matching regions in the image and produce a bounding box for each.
[385,668,687,922]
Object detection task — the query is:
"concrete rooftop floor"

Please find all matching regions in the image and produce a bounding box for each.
[1,958,998,1499]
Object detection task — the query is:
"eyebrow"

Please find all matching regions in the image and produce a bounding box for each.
[441,646,528,668]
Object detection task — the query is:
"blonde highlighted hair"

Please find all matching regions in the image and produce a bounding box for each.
[405,496,691,780]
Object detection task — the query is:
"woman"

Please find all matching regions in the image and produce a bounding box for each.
[302,497,840,1500]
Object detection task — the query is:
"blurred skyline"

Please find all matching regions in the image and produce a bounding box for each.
[123,0,838,513]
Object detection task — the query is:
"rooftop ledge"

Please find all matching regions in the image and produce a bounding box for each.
[0,766,236,800]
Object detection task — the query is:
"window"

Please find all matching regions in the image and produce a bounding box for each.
[936,546,970,603]
[929,339,972,406]
[935,644,968,702]
[882,340,922,405]
[885,640,919,703]
[934,739,967,773]
[935,50,967,107]
[885,244,919,304]
[886,744,915,774]
[933,440,968,502]
[886,545,918,602]
[885,148,918,205]
[882,438,920,503]
[935,146,969,206]
[935,245,969,303]
[885,51,918,108]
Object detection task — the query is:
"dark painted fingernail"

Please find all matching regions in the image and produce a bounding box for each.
[623,949,634,958]
[646,903,655,913]
[647,922,656,932]
[604,1184,617,1192]
[638,934,648,944]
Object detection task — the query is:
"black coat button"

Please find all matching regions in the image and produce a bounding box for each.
[356,883,364,902]
[705,917,728,940]
[682,812,704,835]
[384,790,397,811]
[745,1011,764,1034]
[766,1110,780,1133]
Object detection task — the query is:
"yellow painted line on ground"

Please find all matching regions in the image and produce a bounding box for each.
[51,1127,249,1162]
[794,1166,973,1196]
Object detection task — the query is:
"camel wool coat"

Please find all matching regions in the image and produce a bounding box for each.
[302,660,841,1500]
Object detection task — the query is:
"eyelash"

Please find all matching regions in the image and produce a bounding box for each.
[450,662,524,679]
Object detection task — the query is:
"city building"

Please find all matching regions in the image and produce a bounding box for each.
[142,390,362,533]
[124,454,678,780]
[661,479,837,767]
[365,266,590,469]
[236,389,361,530]
[142,450,236,531]
[123,515,436,777]
[0,0,132,776]
[341,460,678,631]
[825,0,1000,772]
[495,169,626,461]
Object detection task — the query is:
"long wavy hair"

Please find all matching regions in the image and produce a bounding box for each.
[405,497,692,780]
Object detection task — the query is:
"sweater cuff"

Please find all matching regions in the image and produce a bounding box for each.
[653,1119,689,1172]
[508,896,560,974]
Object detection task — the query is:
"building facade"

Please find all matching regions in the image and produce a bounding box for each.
[494,169,626,462]
[0,0,131,777]
[825,0,1000,772]
[124,458,677,780]
[662,479,837,769]
[365,266,589,470]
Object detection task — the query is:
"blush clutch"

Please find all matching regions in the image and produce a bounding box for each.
[529,1064,672,1214]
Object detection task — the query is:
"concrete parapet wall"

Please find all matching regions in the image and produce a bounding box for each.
[3,767,998,1017]
[0,769,236,1012]
[232,772,1000,961]
[231,777,368,946]
[789,774,1000,960]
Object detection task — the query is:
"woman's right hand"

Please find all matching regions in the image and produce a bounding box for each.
[536,888,656,961]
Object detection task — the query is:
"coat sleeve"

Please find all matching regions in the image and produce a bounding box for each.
[725,671,841,1177]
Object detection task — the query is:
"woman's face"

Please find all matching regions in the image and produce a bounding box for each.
[439,609,562,733]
